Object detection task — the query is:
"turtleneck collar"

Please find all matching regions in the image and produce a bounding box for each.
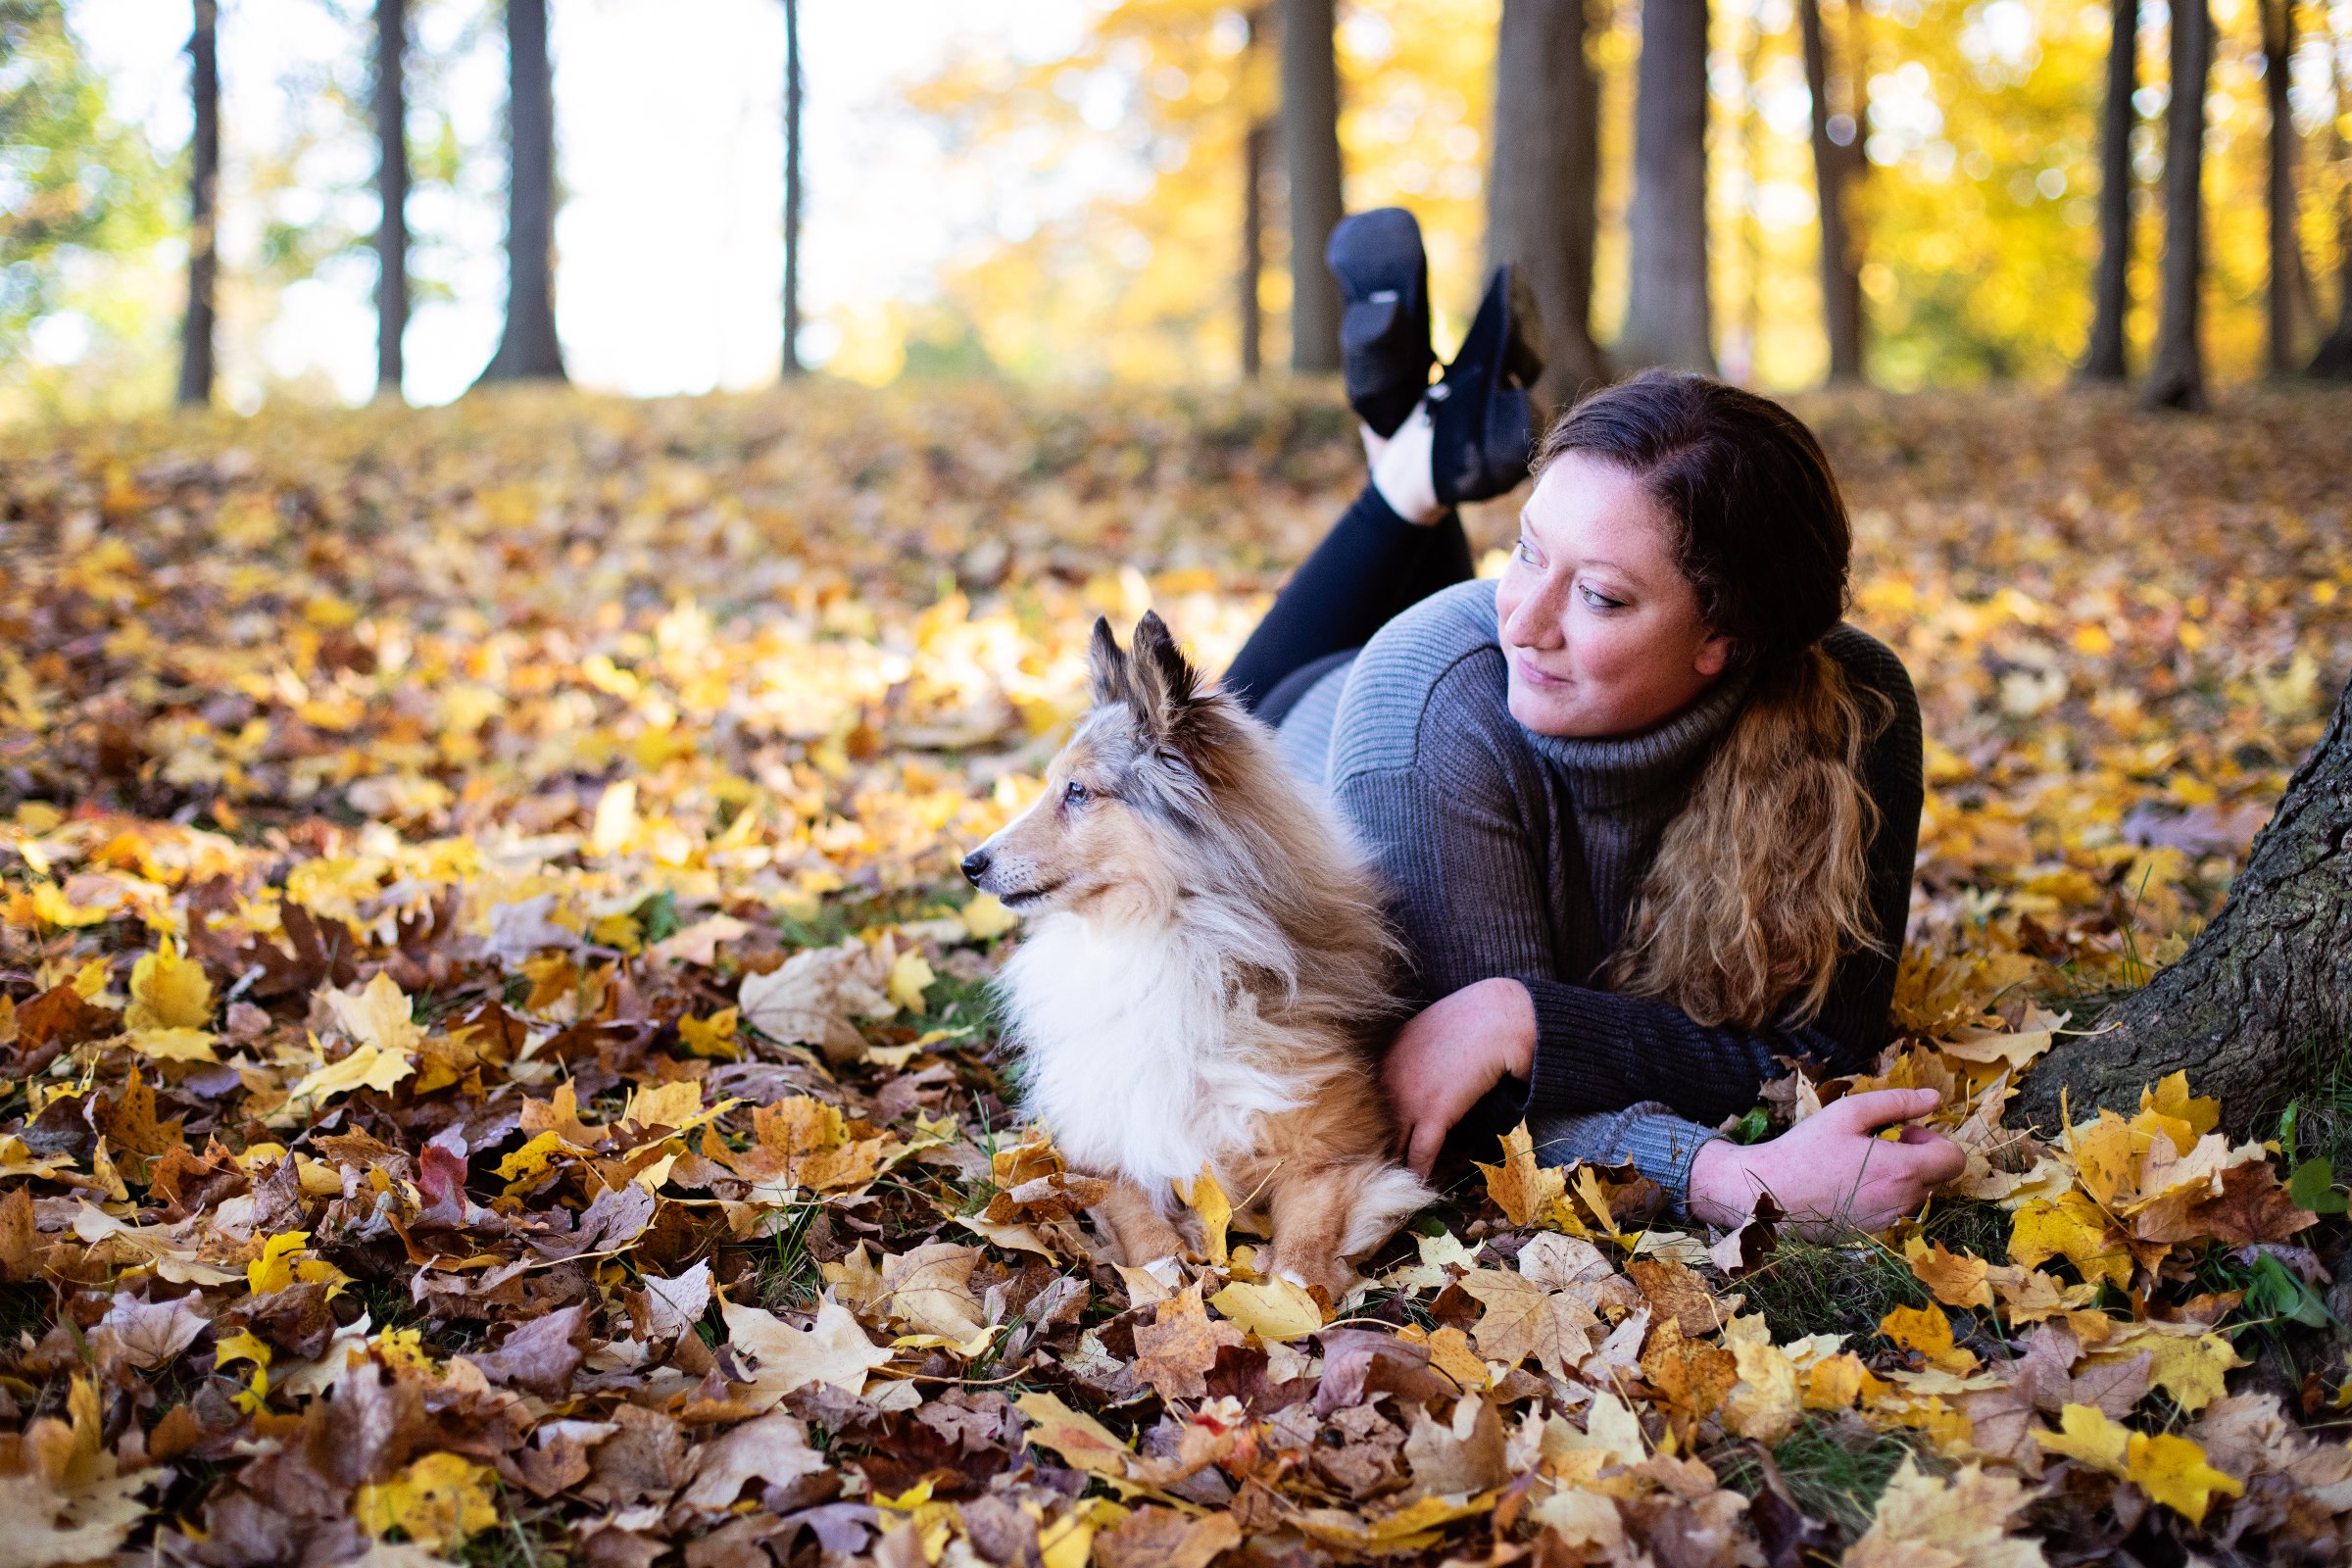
[1519,662,1757,814]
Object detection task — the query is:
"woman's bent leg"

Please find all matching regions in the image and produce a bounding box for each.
[1224,485,1475,711]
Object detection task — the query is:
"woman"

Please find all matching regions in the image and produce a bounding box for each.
[1226,211,1962,1234]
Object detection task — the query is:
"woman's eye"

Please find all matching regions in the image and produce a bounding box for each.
[1581,584,1624,610]
[1063,780,1089,806]
[1514,538,1539,564]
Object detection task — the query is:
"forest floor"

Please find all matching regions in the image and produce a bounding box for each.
[1,380,2350,1568]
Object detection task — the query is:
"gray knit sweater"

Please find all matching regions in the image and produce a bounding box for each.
[1275,577,1924,1212]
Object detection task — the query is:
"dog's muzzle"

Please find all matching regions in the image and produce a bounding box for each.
[960,849,990,886]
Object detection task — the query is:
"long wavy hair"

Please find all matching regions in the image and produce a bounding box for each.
[1535,370,1891,1030]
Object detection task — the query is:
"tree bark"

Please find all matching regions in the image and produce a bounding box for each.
[1619,0,1715,372]
[1281,0,1343,373]
[1489,0,1609,405]
[1797,0,1864,381]
[2018,674,2352,1139]
[2082,0,2137,380]
[2263,0,2303,375]
[782,0,804,378]
[2142,0,2210,411]
[374,0,409,402]
[176,0,219,410]
[478,0,566,384]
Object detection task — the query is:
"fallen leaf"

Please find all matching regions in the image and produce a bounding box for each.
[354,1451,499,1553]
[723,1296,893,1405]
[1132,1283,1244,1401]
[1844,1454,2046,1568]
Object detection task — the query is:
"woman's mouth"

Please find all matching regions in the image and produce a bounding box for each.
[1511,655,1570,688]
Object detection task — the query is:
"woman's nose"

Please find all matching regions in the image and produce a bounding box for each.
[1504,577,1568,648]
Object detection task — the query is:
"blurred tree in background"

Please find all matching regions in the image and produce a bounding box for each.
[0,0,172,411]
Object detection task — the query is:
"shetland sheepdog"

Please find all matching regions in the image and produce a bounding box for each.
[960,612,1433,1298]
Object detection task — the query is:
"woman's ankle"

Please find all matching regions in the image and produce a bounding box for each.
[1369,402,1444,525]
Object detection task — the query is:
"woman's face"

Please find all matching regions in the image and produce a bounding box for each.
[1494,451,1732,738]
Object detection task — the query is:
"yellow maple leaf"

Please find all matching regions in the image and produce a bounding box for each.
[126,938,213,1031]
[2141,1071,2219,1141]
[622,1078,704,1132]
[1177,1165,1231,1268]
[2096,1328,2243,1414]
[2068,1111,2139,1206]
[497,1129,569,1185]
[1879,1302,1980,1374]
[288,1036,416,1103]
[247,1231,313,1296]
[1476,1122,1570,1230]
[2009,1191,2131,1290]
[1905,1237,1993,1309]
[677,1006,740,1058]
[127,1027,219,1063]
[2034,1401,2132,1475]
[1208,1276,1325,1342]
[888,949,935,1013]
[324,972,423,1057]
[960,893,1017,940]
[1845,1455,2047,1568]
[31,882,109,928]
[2125,1430,2243,1524]
[354,1450,500,1550]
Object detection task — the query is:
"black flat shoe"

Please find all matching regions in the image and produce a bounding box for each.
[1428,265,1544,506]
[1325,207,1433,437]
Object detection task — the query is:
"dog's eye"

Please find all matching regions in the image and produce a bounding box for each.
[1063,780,1089,807]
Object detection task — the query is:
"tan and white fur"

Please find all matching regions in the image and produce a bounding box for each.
[961,612,1433,1298]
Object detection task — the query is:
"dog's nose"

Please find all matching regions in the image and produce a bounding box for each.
[960,849,990,885]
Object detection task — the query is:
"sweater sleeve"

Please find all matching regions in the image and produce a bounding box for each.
[1518,629,1925,1125]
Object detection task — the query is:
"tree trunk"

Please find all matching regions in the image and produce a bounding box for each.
[2018,674,2352,1139]
[1619,0,1715,372]
[2142,0,2210,412]
[1797,0,1863,381]
[1243,117,1267,378]
[2082,0,2137,380]
[782,0,804,378]
[374,0,409,401]
[1489,0,1609,405]
[478,0,566,384]
[176,0,219,410]
[1281,0,1343,373]
[2263,0,2303,376]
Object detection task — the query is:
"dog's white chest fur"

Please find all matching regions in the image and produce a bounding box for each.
[999,911,1298,1200]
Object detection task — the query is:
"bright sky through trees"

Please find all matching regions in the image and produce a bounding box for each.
[60,0,1095,407]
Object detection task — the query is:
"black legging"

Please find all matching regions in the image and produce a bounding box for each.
[1223,487,1476,723]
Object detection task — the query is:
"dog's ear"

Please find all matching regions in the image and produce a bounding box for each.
[1087,616,1133,710]
[1126,611,1205,745]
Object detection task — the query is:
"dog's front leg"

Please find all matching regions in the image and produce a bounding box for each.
[1261,1164,1363,1301]
[1090,1177,1189,1270]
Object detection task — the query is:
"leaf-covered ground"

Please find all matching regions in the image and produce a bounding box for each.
[1,382,2350,1568]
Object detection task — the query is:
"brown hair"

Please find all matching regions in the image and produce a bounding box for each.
[1533,370,1890,1029]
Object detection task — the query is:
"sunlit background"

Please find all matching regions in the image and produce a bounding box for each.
[6,0,2349,416]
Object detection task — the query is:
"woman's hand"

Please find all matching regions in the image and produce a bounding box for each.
[1382,978,1537,1178]
[1687,1087,1965,1235]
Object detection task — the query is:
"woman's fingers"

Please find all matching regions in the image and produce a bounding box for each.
[1856,1126,1968,1196]
[1404,1119,1445,1180]
[1826,1086,1943,1133]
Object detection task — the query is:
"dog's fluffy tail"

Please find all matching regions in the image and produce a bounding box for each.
[1343,1165,1441,1258]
